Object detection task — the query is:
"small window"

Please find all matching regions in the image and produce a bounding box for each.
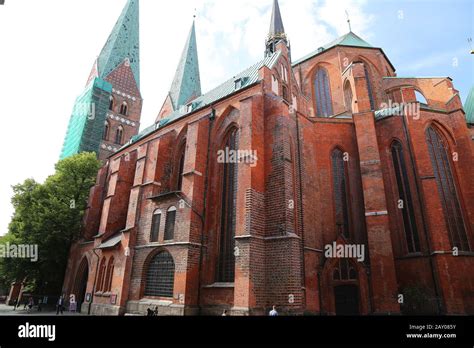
[103,122,109,141]
[115,126,124,145]
[150,210,162,243]
[120,102,128,116]
[96,257,107,292]
[177,145,186,191]
[164,207,177,241]
[109,96,114,111]
[282,85,289,102]
[104,257,114,292]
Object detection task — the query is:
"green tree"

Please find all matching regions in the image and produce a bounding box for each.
[0,152,100,295]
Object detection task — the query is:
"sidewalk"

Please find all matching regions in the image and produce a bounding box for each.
[0,303,84,316]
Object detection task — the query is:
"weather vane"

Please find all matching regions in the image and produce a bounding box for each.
[345,10,352,32]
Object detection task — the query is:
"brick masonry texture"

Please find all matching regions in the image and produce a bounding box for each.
[61,36,474,316]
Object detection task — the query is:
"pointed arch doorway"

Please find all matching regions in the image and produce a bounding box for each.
[73,257,89,313]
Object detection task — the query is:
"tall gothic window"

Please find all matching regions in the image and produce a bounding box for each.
[217,128,238,282]
[391,141,420,253]
[176,144,186,191]
[164,206,176,241]
[104,256,114,292]
[115,126,123,145]
[150,210,162,243]
[426,126,469,251]
[364,65,375,111]
[144,251,175,298]
[332,149,351,238]
[120,102,128,116]
[96,257,107,292]
[314,67,333,117]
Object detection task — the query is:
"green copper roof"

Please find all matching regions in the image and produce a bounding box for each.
[464,86,474,124]
[169,21,201,110]
[293,31,373,66]
[123,50,282,149]
[97,0,140,88]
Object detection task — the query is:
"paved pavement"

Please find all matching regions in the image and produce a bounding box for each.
[0,303,84,316]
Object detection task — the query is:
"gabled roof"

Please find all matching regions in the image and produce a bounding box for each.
[97,0,140,88]
[292,31,374,66]
[169,21,202,111]
[122,50,282,149]
[464,86,474,124]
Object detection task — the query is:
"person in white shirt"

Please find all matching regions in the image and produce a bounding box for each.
[269,305,278,316]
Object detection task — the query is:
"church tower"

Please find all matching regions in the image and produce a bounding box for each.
[60,0,142,161]
[157,21,201,121]
[265,0,289,57]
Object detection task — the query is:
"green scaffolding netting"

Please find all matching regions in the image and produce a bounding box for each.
[60,78,112,160]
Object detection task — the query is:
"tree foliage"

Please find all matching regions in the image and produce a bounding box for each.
[0,152,100,295]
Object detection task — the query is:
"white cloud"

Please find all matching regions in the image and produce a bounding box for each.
[0,0,374,236]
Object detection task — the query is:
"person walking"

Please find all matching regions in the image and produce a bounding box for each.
[27,297,34,313]
[269,305,278,316]
[56,295,64,315]
[12,298,17,311]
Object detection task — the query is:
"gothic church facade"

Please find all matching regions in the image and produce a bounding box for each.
[62,0,474,315]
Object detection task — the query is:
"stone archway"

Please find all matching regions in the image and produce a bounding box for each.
[73,257,89,313]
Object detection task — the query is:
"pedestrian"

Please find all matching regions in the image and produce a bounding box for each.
[146,307,154,316]
[37,299,42,312]
[269,305,278,316]
[153,306,158,316]
[27,297,34,313]
[69,296,77,313]
[12,298,17,311]
[222,309,228,316]
[56,295,64,315]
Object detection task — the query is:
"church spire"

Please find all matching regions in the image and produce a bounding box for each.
[265,0,288,57]
[168,21,202,111]
[97,0,140,88]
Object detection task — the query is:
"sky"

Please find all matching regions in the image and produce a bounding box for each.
[0,0,472,236]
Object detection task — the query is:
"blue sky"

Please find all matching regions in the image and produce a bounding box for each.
[360,0,473,102]
[0,0,472,236]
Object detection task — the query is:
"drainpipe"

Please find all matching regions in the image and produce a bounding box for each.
[401,103,443,314]
[294,109,307,302]
[89,248,100,315]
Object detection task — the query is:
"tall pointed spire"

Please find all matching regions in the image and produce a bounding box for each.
[265,0,288,57]
[97,0,140,87]
[168,21,202,111]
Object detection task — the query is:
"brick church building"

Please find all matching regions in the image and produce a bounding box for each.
[61,0,474,315]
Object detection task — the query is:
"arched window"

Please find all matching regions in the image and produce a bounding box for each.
[333,259,357,281]
[104,256,114,292]
[144,251,175,298]
[150,210,162,243]
[103,122,109,141]
[332,149,351,238]
[391,141,420,253]
[217,128,238,282]
[176,144,186,191]
[344,81,353,113]
[314,67,333,117]
[164,206,176,241]
[96,257,107,292]
[109,96,114,111]
[426,126,469,251]
[120,102,128,116]
[363,65,375,110]
[115,126,123,145]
